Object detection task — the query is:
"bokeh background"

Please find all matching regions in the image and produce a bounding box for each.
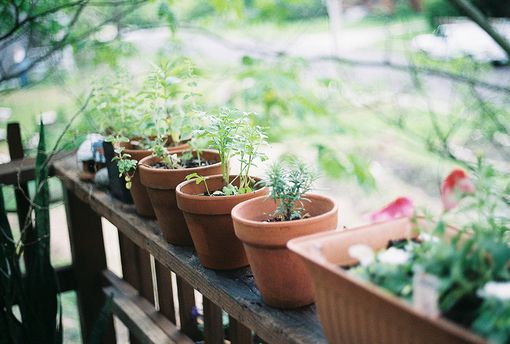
[1,0,509,342]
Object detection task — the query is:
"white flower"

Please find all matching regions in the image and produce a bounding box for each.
[378,247,410,265]
[418,232,439,242]
[479,281,510,301]
[348,244,375,266]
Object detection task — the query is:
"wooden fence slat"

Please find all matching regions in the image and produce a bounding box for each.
[119,232,141,289]
[0,151,71,185]
[203,297,224,344]
[176,276,200,340]
[229,315,252,344]
[103,271,194,344]
[6,123,34,267]
[105,286,176,344]
[155,261,176,323]
[137,248,155,304]
[64,189,115,344]
[118,232,143,344]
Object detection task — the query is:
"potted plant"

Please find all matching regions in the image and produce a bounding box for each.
[175,108,268,270]
[232,158,338,308]
[138,137,221,245]
[87,72,139,203]
[109,59,198,216]
[289,167,510,343]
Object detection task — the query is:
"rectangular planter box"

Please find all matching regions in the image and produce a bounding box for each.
[288,217,486,344]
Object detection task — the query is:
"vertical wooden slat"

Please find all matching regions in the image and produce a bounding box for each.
[6,123,34,266]
[118,232,140,290]
[229,315,252,344]
[203,297,223,344]
[155,261,176,323]
[118,232,142,344]
[136,247,154,304]
[64,189,115,344]
[176,276,200,340]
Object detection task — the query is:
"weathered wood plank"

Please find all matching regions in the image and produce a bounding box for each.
[64,188,116,344]
[176,276,201,340]
[137,248,155,304]
[155,261,176,323]
[118,231,143,344]
[103,270,194,344]
[229,315,252,344]
[203,297,224,344]
[55,156,325,344]
[0,151,71,185]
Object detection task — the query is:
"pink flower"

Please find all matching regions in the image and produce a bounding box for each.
[440,169,475,210]
[370,197,415,223]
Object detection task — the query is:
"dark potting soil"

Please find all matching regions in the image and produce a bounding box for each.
[151,158,217,170]
[264,213,311,222]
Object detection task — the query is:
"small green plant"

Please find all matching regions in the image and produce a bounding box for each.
[186,173,211,195]
[191,108,267,196]
[263,158,318,221]
[143,58,202,146]
[112,143,138,190]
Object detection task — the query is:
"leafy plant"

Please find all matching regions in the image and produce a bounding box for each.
[142,58,202,145]
[192,108,267,196]
[0,122,62,344]
[263,158,318,221]
[348,166,510,343]
[112,143,138,190]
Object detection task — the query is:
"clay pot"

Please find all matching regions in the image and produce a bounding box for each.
[139,150,220,245]
[287,218,482,344]
[232,194,338,309]
[121,140,189,218]
[176,175,267,270]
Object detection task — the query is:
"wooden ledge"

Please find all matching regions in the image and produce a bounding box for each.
[55,155,324,344]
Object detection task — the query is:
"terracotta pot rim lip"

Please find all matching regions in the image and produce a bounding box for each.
[232,193,338,228]
[138,149,221,173]
[176,174,265,201]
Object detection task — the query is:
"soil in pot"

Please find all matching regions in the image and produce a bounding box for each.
[103,141,132,203]
[121,139,189,218]
[139,150,220,245]
[232,194,338,308]
[176,175,267,270]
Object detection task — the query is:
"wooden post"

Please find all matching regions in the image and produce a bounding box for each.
[203,297,223,344]
[64,189,115,343]
[118,232,143,344]
[229,315,252,344]
[176,276,201,340]
[6,123,34,266]
[155,261,176,323]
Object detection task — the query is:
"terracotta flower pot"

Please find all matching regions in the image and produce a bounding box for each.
[176,175,267,270]
[287,218,484,344]
[139,149,220,245]
[232,194,338,308]
[120,140,189,218]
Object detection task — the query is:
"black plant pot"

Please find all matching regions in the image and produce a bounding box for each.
[103,141,133,203]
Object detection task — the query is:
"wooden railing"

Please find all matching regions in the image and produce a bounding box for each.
[2,122,325,344]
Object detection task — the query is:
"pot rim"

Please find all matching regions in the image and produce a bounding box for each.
[231,193,338,228]
[175,174,265,201]
[286,217,485,343]
[138,149,221,174]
